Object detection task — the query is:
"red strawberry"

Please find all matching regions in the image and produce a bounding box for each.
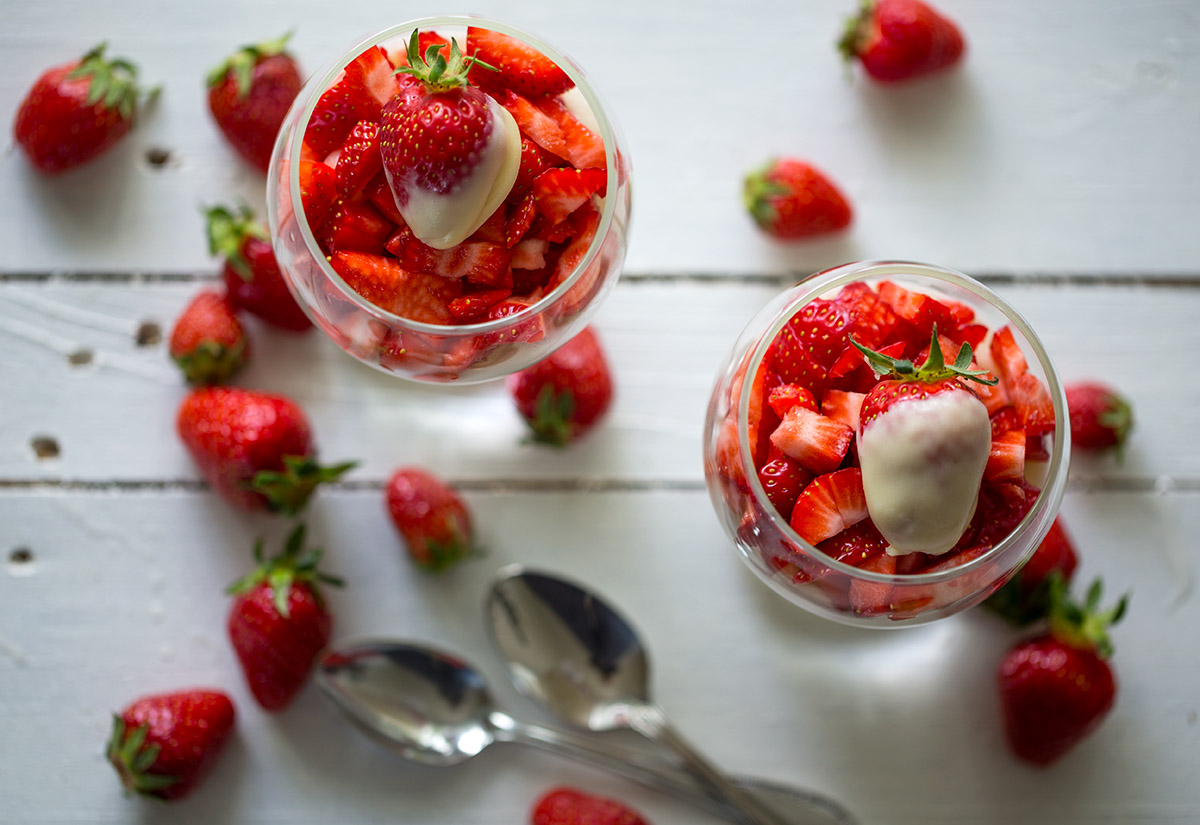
[168,291,249,384]
[465,27,573,98]
[820,389,866,433]
[304,75,381,157]
[1066,382,1134,454]
[744,158,852,239]
[988,325,1028,386]
[206,33,301,173]
[107,689,235,800]
[818,517,888,567]
[533,96,607,170]
[13,43,153,173]
[877,280,959,344]
[297,159,339,228]
[998,578,1128,765]
[983,426,1025,482]
[328,250,460,323]
[334,120,383,198]
[448,288,513,323]
[500,89,569,160]
[985,517,1079,626]
[770,405,854,475]
[531,787,648,825]
[379,33,519,248]
[790,467,869,546]
[767,383,819,418]
[532,167,607,225]
[343,45,401,106]
[386,225,513,288]
[851,328,997,554]
[515,135,567,193]
[176,387,355,513]
[839,0,966,83]
[835,281,900,351]
[320,200,393,254]
[206,204,312,331]
[758,455,812,518]
[227,526,343,710]
[507,326,613,445]
[385,467,475,570]
[365,172,407,225]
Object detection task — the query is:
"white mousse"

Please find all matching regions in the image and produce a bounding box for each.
[393,97,521,250]
[858,390,992,556]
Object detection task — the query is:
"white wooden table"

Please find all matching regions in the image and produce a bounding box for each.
[2,2,1199,823]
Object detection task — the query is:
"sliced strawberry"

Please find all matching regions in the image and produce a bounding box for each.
[329,251,458,323]
[986,427,1026,482]
[972,369,1009,415]
[334,120,382,198]
[1026,433,1050,461]
[787,298,852,370]
[447,288,512,323]
[504,191,538,247]
[343,45,399,105]
[364,173,406,225]
[789,467,868,545]
[320,200,392,254]
[465,27,573,98]
[499,89,569,160]
[770,406,853,475]
[533,167,606,225]
[818,518,888,567]
[973,481,1039,549]
[514,135,566,193]
[829,339,905,392]
[511,237,549,270]
[304,77,381,156]
[767,384,818,418]
[990,405,1023,436]
[547,202,601,292]
[758,456,812,519]
[888,545,993,620]
[957,323,988,350]
[768,334,831,398]
[1008,373,1055,437]
[297,160,338,228]
[485,298,546,343]
[385,225,513,288]
[878,280,958,341]
[989,326,1028,385]
[534,96,606,170]
[848,552,898,616]
[836,281,900,350]
[820,389,866,433]
[470,204,508,243]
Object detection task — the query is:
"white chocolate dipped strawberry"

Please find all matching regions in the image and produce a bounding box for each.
[851,328,998,556]
[379,32,520,250]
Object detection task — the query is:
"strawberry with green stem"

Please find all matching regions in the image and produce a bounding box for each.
[507,326,614,446]
[744,158,852,240]
[1066,382,1134,455]
[385,467,476,571]
[14,42,155,173]
[998,577,1128,765]
[227,525,343,710]
[168,290,250,384]
[985,517,1079,626]
[838,0,966,83]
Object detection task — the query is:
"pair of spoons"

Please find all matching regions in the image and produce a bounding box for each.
[317,566,857,825]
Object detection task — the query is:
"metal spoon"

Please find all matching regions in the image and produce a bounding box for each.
[485,566,830,825]
[317,640,856,825]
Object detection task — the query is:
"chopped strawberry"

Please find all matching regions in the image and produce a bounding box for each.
[848,552,898,616]
[887,545,993,619]
[770,406,853,475]
[304,76,381,157]
[768,334,831,398]
[989,325,1028,385]
[985,427,1026,482]
[790,467,868,545]
[990,405,1023,437]
[836,281,900,349]
[385,225,513,288]
[820,389,866,433]
[829,339,906,392]
[878,280,958,341]
[957,322,988,350]
[786,298,853,369]
[364,173,406,224]
[297,160,338,228]
[758,456,812,518]
[485,298,546,343]
[320,200,393,254]
[972,370,1010,415]
[514,136,567,193]
[1026,433,1050,461]
[972,481,1039,549]
[465,27,573,98]
[532,167,607,225]
[334,120,383,198]
[547,203,601,292]
[767,383,818,418]
[328,251,458,323]
[343,45,399,105]
[447,289,512,323]
[534,96,606,170]
[1008,373,1055,437]
[511,238,549,270]
[504,191,538,247]
[470,204,509,244]
[818,518,888,567]
[499,89,569,160]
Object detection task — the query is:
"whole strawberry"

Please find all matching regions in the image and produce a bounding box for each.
[206,204,312,331]
[507,326,614,446]
[386,467,475,571]
[985,517,1079,626]
[206,33,301,173]
[176,386,355,513]
[379,31,520,248]
[13,43,153,173]
[168,290,249,384]
[998,578,1128,765]
[228,526,342,710]
[107,689,235,800]
[1066,382,1134,454]
[532,787,649,825]
[744,158,852,240]
[839,0,966,83]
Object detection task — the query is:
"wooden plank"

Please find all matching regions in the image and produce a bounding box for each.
[1,280,1197,483]
[1,1,1199,275]
[0,487,1196,823]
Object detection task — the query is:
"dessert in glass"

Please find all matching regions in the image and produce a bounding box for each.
[266,17,631,383]
[703,261,1070,627]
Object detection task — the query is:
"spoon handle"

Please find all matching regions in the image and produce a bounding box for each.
[624,704,794,825]
[495,713,855,825]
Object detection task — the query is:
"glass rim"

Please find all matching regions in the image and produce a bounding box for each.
[735,259,1071,586]
[283,14,623,335]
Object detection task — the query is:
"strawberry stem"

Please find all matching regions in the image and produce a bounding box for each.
[248,455,357,515]
[1048,576,1129,659]
[68,42,153,121]
[205,31,294,97]
[226,524,344,618]
[106,716,179,797]
[850,325,998,386]
[394,30,495,92]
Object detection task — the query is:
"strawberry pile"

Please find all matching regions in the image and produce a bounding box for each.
[715,279,1058,619]
[295,27,608,335]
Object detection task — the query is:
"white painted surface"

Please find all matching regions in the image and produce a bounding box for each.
[2,1,1199,824]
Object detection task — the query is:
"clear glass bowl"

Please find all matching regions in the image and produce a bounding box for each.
[703,261,1070,628]
[266,16,632,383]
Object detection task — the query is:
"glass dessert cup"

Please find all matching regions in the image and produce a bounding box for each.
[703,261,1070,628]
[266,16,632,384]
